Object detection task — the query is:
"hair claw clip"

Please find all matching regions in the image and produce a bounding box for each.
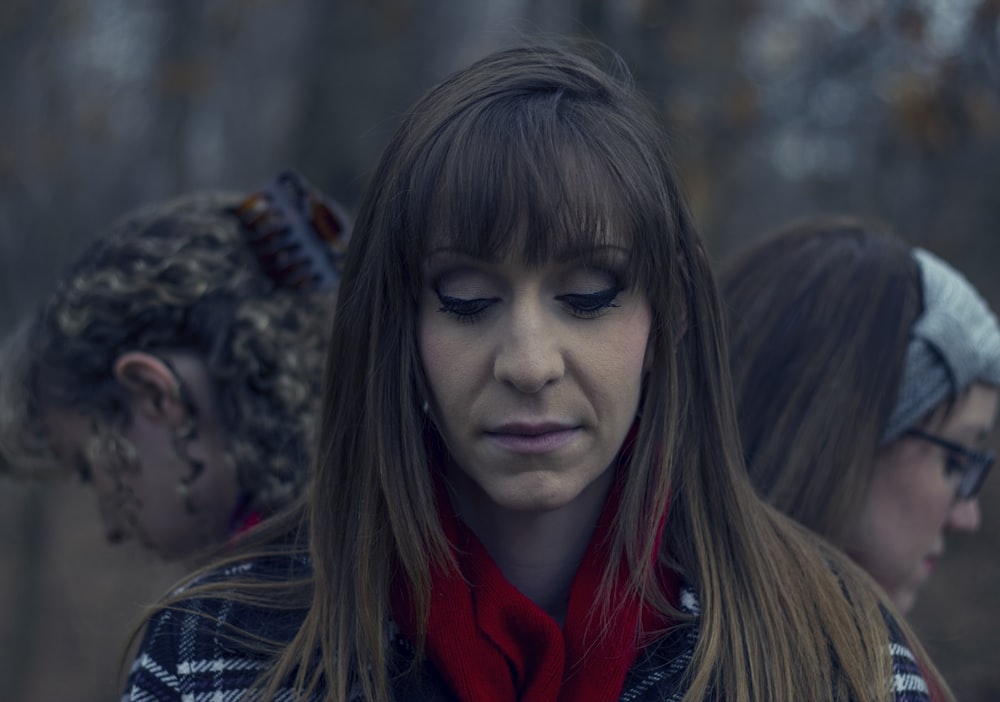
[233,170,352,292]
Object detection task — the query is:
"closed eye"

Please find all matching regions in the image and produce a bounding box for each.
[437,293,500,323]
[557,287,621,318]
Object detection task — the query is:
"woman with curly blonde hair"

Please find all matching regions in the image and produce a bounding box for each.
[0,172,349,562]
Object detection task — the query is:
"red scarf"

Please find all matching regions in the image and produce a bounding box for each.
[223,494,262,549]
[391,476,673,702]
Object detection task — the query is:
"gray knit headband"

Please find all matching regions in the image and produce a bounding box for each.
[881,248,1000,443]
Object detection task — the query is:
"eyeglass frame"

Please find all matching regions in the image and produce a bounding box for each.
[903,427,994,501]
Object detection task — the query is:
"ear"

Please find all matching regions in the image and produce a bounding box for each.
[112,352,186,426]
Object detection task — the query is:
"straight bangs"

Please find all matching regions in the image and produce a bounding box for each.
[402,91,665,291]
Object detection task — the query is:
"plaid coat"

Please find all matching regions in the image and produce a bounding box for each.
[122,555,935,702]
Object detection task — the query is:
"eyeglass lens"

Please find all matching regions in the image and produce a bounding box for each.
[905,428,994,501]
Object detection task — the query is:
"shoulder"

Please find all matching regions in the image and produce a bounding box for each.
[882,607,937,702]
[620,586,937,702]
[122,551,311,701]
[620,584,701,702]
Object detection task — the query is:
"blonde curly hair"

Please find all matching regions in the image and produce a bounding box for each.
[0,189,336,517]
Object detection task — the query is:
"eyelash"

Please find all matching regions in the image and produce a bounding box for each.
[435,286,622,323]
[436,294,498,324]
[557,288,621,318]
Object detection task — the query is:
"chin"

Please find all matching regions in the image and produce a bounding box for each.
[492,491,577,514]
[485,478,591,514]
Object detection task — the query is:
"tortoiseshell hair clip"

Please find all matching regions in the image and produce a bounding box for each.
[232,170,352,292]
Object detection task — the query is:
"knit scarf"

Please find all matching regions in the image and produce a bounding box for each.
[391,471,673,702]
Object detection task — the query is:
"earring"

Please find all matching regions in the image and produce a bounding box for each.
[176,479,195,515]
[171,408,204,516]
[422,400,430,414]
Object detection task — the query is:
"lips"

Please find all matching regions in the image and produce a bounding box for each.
[484,421,581,454]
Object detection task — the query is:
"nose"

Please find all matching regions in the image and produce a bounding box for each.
[493,299,565,394]
[946,497,981,532]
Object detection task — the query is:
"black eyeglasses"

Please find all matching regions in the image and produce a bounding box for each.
[903,428,994,501]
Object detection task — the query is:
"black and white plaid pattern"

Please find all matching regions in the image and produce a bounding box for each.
[122,558,934,701]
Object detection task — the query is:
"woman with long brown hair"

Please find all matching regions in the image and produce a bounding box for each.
[721,217,999,614]
[123,45,948,701]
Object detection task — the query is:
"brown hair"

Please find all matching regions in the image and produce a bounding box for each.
[720,216,920,544]
[143,47,950,702]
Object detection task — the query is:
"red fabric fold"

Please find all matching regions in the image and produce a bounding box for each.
[391,468,673,702]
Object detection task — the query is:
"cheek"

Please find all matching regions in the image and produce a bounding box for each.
[418,321,449,400]
[882,457,955,526]
[857,448,954,561]
[626,319,652,372]
[573,312,651,424]
[419,314,485,407]
[90,461,123,499]
[592,343,646,394]
[117,462,155,503]
[604,308,652,388]
[116,422,185,507]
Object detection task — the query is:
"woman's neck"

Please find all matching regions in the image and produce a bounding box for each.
[445,468,615,625]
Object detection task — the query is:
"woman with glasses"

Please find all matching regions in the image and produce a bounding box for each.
[721,215,1000,613]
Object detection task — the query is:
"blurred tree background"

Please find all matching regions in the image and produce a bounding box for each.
[1,0,998,699]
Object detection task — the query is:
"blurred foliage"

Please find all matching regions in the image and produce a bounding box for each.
[1,0,999,699]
